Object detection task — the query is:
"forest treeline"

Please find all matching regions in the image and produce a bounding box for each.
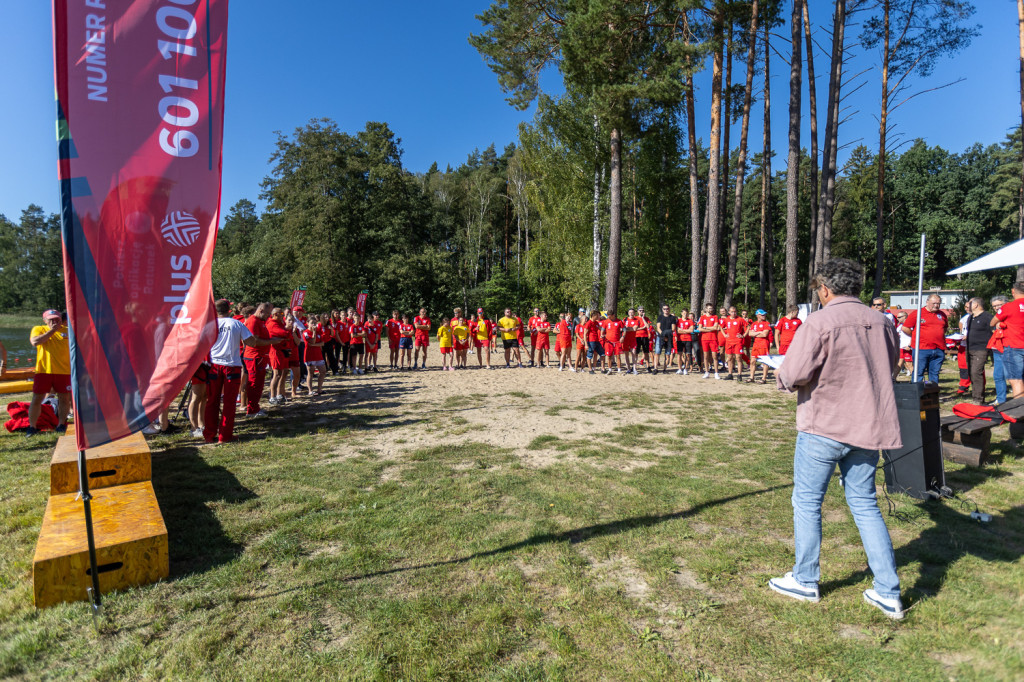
[2,0,1020,317]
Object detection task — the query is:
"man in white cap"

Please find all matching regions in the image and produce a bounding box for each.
[25,309,72,437]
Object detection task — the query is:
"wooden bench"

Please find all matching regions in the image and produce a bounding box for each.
[32,481,168,608]
[940,396,1024,466]
[49,432,152,495]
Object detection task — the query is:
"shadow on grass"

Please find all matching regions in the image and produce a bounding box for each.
[235,483,791,601]
[820,502,1024,602]
[945,464,1013,493]
[151,444,257,577]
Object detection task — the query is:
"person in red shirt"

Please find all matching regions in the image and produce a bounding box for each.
[398,314,415,370]
[900,294,949,384]
[554,312,574,371]
[634,306,652,372]
[775,306,803,355]
[600,311,624,373]
[747,309,773,384]
[335,309,352,375]
[622,309,640,374]
[525,307,542,367]
[365,312,383,372]
[697,304,722,379]
[386,310,402,369]
[675,310,695,375]
[413,308,431,370]
[515,312,526,354]
[348,313,368,372]
[533,312,552,368]
[721,306,748,380]
[302,315,327,395]
[582,310,603,373]
[243,302,284,417]
[266,308,299,405]
[283,310,302,398]
[574,313,588,372]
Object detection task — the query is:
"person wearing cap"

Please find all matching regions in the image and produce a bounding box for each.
[25,309,72,436]
[498,309,522,368]
[770,258,905,620]
[747,309,773,383]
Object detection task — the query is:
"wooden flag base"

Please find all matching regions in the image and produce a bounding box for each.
[49,432,152,495]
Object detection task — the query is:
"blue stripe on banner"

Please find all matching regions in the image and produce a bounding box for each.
[60,179,150,446]
[58,136,79,160]
[69,177,91,197]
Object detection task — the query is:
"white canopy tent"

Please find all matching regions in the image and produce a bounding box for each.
[947,238,1024,275]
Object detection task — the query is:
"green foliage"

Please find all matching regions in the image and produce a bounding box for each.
[0,206,65,313]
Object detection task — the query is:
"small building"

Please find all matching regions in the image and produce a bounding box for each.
[882,289,966,311]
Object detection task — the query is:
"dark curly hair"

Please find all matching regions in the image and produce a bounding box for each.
[810,258,864,298]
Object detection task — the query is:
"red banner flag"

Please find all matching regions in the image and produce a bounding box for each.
[53,0,228,448]
[356,291,368,319]
[289,288,306,310]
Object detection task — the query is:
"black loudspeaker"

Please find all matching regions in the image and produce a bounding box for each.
[883,382,946,500]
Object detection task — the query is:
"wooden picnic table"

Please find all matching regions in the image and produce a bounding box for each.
[939,395,1024,466]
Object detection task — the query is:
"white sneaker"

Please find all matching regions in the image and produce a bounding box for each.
[863,589,905,620]
[268,396,279,405]
[714,373,721,380]
[769,572,821,603]
[558,366,564,372]
[631,368,638,375]
[676,369,683,375]
[191,428,204,438]
[683,369,688,375]
[702,372,709,379]
[248,410,269,419]
[617,368,624,374]
[570,367,576,373]
[142,424,161,435]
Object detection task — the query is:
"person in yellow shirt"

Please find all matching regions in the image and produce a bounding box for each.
[497,309,523,368]
[437,316,454,372]
[26,309,72,437]
[475,312,493,369]
[451,314,470,369]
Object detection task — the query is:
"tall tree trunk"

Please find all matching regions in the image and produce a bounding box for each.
[604,127,623,313]
[817,0,845,266]
[725,0,759,310]
[720,29,733,246]
[759,17,771,311]
[592,116,603,311]
[687,74,703,313]
[873,0,891,298]
[785,0,802,308]
[1017,0,1024,281]
[803,0,820,286]
[765,20,778,318]
[703,10,725,307]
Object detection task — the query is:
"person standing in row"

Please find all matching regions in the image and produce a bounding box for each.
[386,310,402,369]
[775,306,803,355]
[989,296,1008,405]
[205,299,276,444]
[994,282,1024,400]
[498,309,521,368]
[437,316,454,371]
[414,308,431,369]
[243,303,281,419]
[398,315,415,370]
[534,312,552,368]
[451,311,470,369]
[697,304,721,380]
[746,309,773,384]
[655,305,677,375]
[901,293,948,384]
[555,312,574,371]
[963,297,993,405]
[771,258,905,620]
[722,306,747,381]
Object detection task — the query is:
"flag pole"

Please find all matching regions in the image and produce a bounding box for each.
[912,233,926,382]
[76,445,103,626]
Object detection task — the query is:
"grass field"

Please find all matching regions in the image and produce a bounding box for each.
[1,365,1022,680]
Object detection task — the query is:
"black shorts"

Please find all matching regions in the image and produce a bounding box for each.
[636,337,650,353]
[503,338,518,350]
[351,344,364,355]
[676,339,693,354]
[193,362,211,383]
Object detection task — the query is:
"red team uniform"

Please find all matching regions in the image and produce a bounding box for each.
[413,316,431,347]
[602,318,624,356]
[302,327,325,363]
[677,317,695,352]
[748,320,772,359]
[623,317,639,353]
[386,318,401,349]
[722,317,747,355]
[698,315,720,353]
[775,317,803,354]
[365,320,381,353]
[555,320,572,352]
[534,320,551,349]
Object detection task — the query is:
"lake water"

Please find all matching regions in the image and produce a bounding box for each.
[0,324,36,368]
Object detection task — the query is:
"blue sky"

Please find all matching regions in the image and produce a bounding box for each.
[0,1,1019,223]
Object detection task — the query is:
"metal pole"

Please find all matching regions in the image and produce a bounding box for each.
[912,233,926,382]
[77,449,103,626]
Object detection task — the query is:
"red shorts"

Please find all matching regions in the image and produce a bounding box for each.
[603,340,620,356]
[717,332,726,346]
[388,335,400,349]
[576,340,586,351]
[724,339,744,355]
[414,337,429,348]
[33,373,71,394]
[440,346,453,354]
[366,343,378,353]
[900,349,913,362]
[751,341,771,359]
[269,354,289,371]
[535,335,550,350]
[289,358,301,368]
[454,340,469,351]
[779,342,791,355]
[700,336,719,353]
[555,337,571,352]
[621,338,636,352]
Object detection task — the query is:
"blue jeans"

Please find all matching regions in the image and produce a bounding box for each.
[791,432,901,600]
[913,348,944,383]
[993,350,1007,404]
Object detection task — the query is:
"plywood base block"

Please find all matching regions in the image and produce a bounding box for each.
[49,432,151,495]
[33,481,168,608]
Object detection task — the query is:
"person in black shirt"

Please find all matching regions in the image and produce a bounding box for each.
[655,305,677,374]
[964,297,994,404]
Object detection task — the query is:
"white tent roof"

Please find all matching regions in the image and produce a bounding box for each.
[947,239,1024,275]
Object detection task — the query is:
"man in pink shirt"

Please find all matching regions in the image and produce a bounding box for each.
[771,258,904,620]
